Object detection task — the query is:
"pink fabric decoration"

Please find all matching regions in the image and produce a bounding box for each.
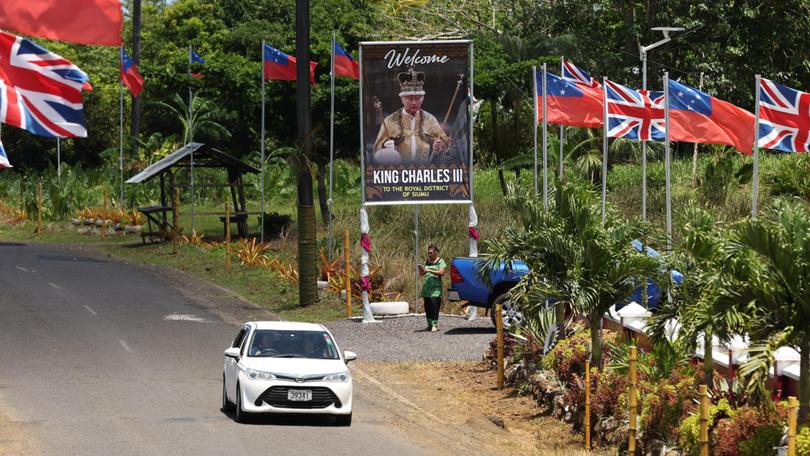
[360,276,372,291]
[360,233,372,253]
[468,226,480,241]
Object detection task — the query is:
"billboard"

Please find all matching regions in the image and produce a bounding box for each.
[359,40,473,205]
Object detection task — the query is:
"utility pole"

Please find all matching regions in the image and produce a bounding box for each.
[296,0,318,306]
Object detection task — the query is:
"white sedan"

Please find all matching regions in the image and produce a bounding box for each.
[222,321,356,425]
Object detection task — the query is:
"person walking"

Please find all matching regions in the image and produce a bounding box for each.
[418,243,446,332]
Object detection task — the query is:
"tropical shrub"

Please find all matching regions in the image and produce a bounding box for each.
[640,373,700,444]
[797,426,810,455]
[677,399,737,456]
[713,406,782,456]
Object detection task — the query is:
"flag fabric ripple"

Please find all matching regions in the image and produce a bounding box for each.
[120,48,144,97]
[263,43,317,85]
[334,42,359,80]
[536,71,604,128]
[0,0,122,46]
[758,78,810,153]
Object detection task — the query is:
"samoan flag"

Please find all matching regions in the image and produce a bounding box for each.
[536,71,603,128]
[667,79,754,154]
[0,31,90,138]
[263,43,317,85]
[0,139,11,168]
[605,79,665,141]
[334,41,358,80]
[120,47,144,97]
[758,78,810,153]
[190,49,205,78]
[562,59,601,88]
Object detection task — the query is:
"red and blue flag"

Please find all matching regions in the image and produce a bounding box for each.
[120,48,144,97]
[334,42,358,80]
[667,79,754,154]
[0,0,122,46]
[190,49,205,78]
[562,60,601,88]
[0,31,90,138]
[0,140,10,168]
[758,78,810,153]
[263,43,317,85]
[606,80,664,141]
[536,71,603,128]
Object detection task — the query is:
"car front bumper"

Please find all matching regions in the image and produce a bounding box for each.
[239,377,353,415]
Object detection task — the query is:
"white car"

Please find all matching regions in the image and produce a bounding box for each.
[222,321,356,425]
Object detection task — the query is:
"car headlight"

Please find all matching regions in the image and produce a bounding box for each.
[322,371,350,382]
[245,368,277,381]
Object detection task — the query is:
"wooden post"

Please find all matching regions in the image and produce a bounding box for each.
[699,384,709,456]
[36,180,42,236]
[173,188,180,254]
[225,202,231,270]
[788,396,798,456]
[585,359,591,450]
[496,301,504,389]
[629,346,638,455]
[344,228,351,317]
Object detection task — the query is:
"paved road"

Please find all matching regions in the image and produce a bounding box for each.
[0,243,444,456]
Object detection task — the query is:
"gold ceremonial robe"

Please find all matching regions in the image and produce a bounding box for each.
[373,109,451,164]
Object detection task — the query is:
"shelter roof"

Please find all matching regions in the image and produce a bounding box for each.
[126,142,259,184]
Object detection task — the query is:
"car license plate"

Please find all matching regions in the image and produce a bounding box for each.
[287,389,312,401]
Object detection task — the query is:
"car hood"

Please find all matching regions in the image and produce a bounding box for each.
[241,357,348,376]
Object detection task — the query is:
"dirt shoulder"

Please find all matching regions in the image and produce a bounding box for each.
[0,399,39,456]
[356,360,613,456]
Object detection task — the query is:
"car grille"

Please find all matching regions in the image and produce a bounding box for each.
[257,386,341,409]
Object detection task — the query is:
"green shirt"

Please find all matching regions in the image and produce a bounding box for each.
[421,258,446,298]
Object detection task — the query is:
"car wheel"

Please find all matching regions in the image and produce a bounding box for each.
[335,413,352,426]
[234,384,248,423]
[490,292,524,329]
[221,374,233,413]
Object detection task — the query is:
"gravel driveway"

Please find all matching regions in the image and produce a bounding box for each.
[325,315,495,362]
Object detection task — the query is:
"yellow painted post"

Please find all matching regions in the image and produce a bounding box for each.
[172,188,180,254]
[36,180,42,236]
[699,384,709,456]
[496,301,504,389]
[585,359,591,450]
[788,396,798,456]
[225,202,231,271]
[629,346,637,454]
[344,228,351,317]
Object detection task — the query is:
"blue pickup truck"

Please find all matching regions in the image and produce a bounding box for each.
[448,241,681,327]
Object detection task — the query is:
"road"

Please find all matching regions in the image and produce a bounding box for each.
[0,243,449,455]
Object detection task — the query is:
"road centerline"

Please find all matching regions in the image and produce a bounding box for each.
[15,266,29,272]
[83,305,97,316]
[48,282,62,290]
[118,340,133,353]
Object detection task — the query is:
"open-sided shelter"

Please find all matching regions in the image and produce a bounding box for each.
[126,142,260,240]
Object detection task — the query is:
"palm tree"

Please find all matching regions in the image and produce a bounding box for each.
[714,198,810,422]
[484,182,662,367]
[151,93,231,144]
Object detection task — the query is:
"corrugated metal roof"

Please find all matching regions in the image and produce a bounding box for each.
[126,142,259,184]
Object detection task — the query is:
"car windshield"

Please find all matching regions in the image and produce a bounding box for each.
[248,330,340,359]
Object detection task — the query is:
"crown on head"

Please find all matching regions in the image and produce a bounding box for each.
[398,67,425,96]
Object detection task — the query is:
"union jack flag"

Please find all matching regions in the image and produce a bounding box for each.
[605,79,665,142]
[0,31,90,138]
[758,78,810,153]
[0,140,10,168]
[562,59,601,88]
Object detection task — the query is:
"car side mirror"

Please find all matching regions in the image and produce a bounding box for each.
[224,347,241,360]
[344,351,357,363]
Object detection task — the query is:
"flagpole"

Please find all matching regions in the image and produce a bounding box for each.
[559,57,564,180]
[532,65,538,196]
[601,78,608,224]
[641,58,648,220]
[328,32,336,260]
[260,41,266,242]
[188,45,195,233]
[542,63,548,209]
[119,48,124,206]
[752,74,761,219]
[664,72,672,251]
[57,138,61,181]
[690,72,704,187]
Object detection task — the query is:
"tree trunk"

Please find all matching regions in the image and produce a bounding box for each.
[491,100,507,196]
[703,330,714,386]
[800,336,810,424]
[316,162,330,224]
[590,314,603,369]
[296,0,318,306]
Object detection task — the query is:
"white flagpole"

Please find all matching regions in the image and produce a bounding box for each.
[542,63,548,208]
[57,138,61,181]
[752,74,761,219]
[119,48,124,206]
[641,57,648,220]
[532,65,538,196]
[559,57,564,179]
[260,41,266,242]
[188,45,195,233]
[664,72,672,251]
[328,32,336,260]
[601,78,608,224]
